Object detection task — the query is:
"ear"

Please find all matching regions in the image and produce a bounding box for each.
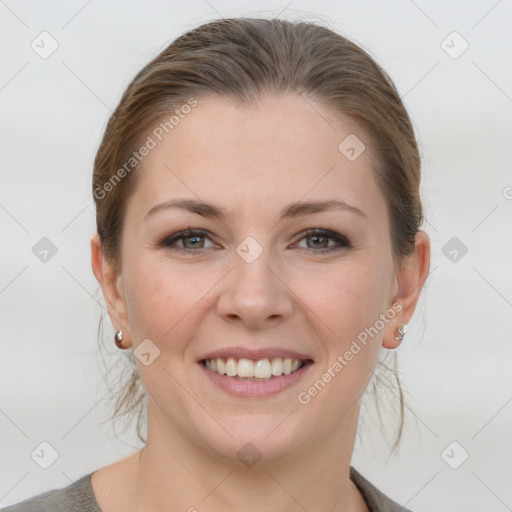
[382,230,430,349]
[91,232,132,347]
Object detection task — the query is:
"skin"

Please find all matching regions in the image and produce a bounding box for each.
[90,94,430,512]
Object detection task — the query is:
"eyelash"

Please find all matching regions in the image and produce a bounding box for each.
[159,228,351,255]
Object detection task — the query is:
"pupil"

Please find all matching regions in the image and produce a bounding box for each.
[185,235,202,248]
[309,235,327,249]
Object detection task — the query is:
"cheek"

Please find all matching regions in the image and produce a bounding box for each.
[292,256,390,342]
[122,259,214,406]
[292,263,387,420]
[122,256,209,348]
[292,254,391,397]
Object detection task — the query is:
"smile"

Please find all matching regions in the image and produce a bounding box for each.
[202,357,304,380]
[199,354,313,398]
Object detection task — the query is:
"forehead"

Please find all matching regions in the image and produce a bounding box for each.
[127,94,386,223]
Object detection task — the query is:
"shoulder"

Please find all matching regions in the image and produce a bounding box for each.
[2,466,411,512]
[1,473,101,512]
[350,466,413,512]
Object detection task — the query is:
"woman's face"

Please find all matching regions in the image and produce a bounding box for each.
[101,94,419,463]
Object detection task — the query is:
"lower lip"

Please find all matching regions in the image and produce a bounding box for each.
[199,362,313,398]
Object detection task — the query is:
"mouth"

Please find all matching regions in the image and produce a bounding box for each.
[201,357,308,380]
[198,353,314,398]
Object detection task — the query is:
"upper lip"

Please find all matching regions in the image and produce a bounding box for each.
[199,346,313,362]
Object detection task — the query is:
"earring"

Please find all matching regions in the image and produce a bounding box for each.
[115,329,126,349]
[395,325,407,342]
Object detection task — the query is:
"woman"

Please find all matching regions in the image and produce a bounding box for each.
[4,17,430,512]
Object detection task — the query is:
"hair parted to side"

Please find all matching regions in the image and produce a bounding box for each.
[92,17,424,453]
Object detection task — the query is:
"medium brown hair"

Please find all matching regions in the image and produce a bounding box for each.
[93,17,424,452]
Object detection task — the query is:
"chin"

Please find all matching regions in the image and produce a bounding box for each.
[189,409,316,466]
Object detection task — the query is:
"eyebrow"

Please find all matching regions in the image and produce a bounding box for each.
[144,198,367,221]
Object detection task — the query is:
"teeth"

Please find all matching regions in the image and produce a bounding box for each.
[271,358,283,376]
[238,358,254,378]
[217,358,226,375]
[226,357,237,377]
[203,357,305,379]
[254,359,271,378]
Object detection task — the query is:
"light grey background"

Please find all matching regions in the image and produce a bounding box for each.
[1,1,511,510]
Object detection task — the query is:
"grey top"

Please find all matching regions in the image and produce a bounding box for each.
[1,466,412,512]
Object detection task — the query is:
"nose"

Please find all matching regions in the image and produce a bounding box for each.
[216,245,294,330]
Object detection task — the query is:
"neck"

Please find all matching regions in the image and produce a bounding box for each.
[129,404,367,512]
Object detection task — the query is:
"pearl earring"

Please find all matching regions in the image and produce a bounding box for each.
[115,329,125,349]
[394,325,407,342]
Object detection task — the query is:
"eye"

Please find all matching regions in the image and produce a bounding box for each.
[159,227,351,255]
[159,228,217,251]
[293,228,351,255]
